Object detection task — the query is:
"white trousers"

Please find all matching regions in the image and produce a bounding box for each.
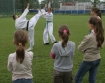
[43,22,56,43]
[28,12,42,48]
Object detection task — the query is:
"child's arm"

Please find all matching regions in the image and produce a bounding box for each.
[50,52,55,59]
[28,51,34,66]
[50,44,57,59]
[40,3,47,15]
[78,36,90,52]
[19,3,30,19]
[7,54,13,72]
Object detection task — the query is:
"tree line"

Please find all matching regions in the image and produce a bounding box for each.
[16,0,40,12]
[15,0,59,12]
[16,0,105,12]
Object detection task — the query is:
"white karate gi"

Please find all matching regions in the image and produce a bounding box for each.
[15,8,42,49]
[42,10,56,44]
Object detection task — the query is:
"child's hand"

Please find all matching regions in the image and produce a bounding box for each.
[27,3,30,8]
[45,4,47,8]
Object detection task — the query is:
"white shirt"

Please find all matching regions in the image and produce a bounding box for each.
[7,51,33,81]
[40,9,47,15]
[41,9,53,22]
[15,8,29,29]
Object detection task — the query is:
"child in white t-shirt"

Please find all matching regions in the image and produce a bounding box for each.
[7,30,33,83]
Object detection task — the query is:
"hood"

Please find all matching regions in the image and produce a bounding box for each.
[58,41,74,56]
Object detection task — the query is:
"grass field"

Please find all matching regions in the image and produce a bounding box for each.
[0,15,105,83]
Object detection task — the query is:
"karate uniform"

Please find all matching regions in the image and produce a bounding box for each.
[15,8,42,50]
[42,10,56,44]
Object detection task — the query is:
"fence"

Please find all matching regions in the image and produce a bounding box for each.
[0,0,14,16]
[29,9,105,14]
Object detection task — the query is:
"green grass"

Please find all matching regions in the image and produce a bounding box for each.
[0,15,105,83]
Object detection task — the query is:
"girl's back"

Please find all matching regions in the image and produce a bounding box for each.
[52,41,75,72]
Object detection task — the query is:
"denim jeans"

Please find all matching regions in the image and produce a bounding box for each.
[54,70,72,83]
[75,59,101,83]
[12,78,33,83]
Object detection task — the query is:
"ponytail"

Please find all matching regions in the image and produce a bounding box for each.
[91,7,102,18]
[95,20,104,48]
[89,17,104,48]
[58,25,70,48]
[16,43,25,64]
[62,30,69,48]
[97,10,102,18]
[14,30,28,64]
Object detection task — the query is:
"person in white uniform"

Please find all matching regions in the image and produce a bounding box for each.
[12,3,42,51]
[41,7,57,45]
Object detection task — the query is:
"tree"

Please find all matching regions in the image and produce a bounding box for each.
[91,0,100,7]
[40,0,47,8]
[51,0,60,9]
[16,0,39,12]
[33,0,40,9]
[40,0,60,9]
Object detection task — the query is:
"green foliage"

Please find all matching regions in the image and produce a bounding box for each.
[91,0,100,7]
[51,0,60,9]
[16,0,40,12]
[40,0,60,8]
[34,0,40,9]
[0,15,105,83]
[40,0,47,8]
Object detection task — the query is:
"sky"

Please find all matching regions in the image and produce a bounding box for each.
[38,0,43,3]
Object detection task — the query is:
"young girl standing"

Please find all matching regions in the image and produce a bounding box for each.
[50,25,75,83]
[7,30,33,83]
[89,7,102,34]
[90,7,102,18]
[75,16,104,83]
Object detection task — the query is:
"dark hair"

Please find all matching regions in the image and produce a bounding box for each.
[91,7,102,18]
[58,25,70,48]
[89,16,104,48]
[12,15,16,20]
[48,8,52,12]
[14,30,28,63]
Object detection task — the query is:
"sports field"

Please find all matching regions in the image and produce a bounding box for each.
[0,15,105,83]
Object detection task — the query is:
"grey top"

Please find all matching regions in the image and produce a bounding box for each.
[78,32,101,61]
[51,41,75,72]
